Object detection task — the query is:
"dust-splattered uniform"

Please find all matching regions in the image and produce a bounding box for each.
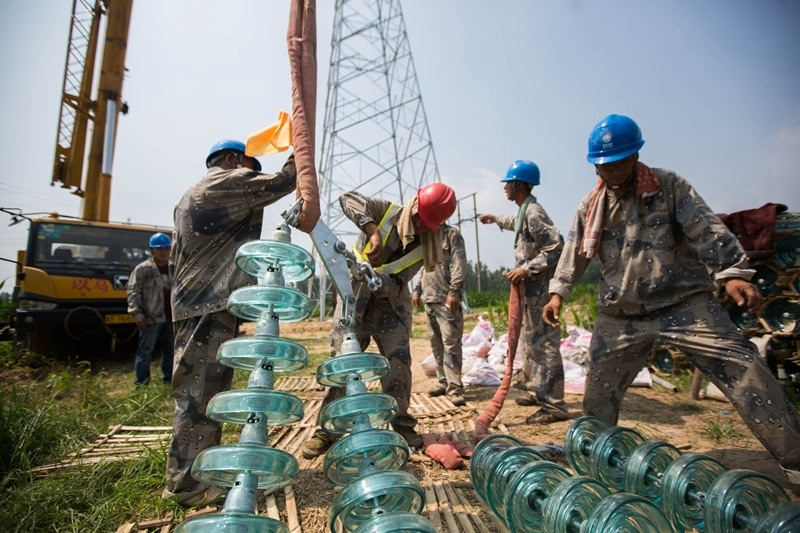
[412,224,467,395]
[550,168,800,470]
[322,192,427,431]
[495,195,565,414]
[128,257,174,385]
[165,157,296,494]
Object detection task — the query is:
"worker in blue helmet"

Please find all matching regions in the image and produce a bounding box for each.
[205,139,262,171]
[127,232,174,388]
[163,141,296,508]
[544,114,800,484]
[480,160,568,424]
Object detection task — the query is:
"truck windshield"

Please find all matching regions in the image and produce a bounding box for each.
[29,222,155,271]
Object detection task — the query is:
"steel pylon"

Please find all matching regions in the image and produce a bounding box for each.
[315,0,441,318]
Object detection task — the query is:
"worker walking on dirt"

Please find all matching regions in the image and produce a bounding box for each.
[163,140,296,508]
[480,160,568,425]
[127,232,174,387]
[302,183,458,459]
[542,114,800,483]
[412,223,468,407]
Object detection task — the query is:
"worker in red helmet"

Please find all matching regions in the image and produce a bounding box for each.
[480,160,568,425]
[302,183,457,459]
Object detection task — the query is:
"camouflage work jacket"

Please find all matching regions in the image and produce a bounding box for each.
[495,194,563,281]
[550,168,754,317]
[413,224,466,304]
[127,257,171,323]
[341,191,425,329]
[170,157,296,321]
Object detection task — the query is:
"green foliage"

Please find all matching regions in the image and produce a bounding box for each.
[487,300,509,331]
[563,284,599,332]
[701,415,743,442]
[464,260,512,293]
[0,447,175,532]
[0,358,177,530]
[466,290,509,309]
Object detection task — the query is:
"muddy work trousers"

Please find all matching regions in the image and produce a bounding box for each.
[320,297,417,432]
[165,311,236,493]
[424,302,464,394]
[587,291,800,469]
[519,276,565,414]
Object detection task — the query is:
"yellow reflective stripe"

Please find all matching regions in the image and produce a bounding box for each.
[353,203,400,261]
[375,247,423,275]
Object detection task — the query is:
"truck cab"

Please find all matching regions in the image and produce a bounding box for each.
[12,216,172,356]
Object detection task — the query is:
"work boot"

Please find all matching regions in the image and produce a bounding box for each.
[782,467,800,485]
[392,425,423,449]
[162,485,228,508]
[515,395,539,407]
[428,385,447,397]
[525,408,572,425]
[301,429,332,459]
[447,390,466,407]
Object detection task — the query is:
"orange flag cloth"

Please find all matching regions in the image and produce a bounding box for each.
[246,111,293,157]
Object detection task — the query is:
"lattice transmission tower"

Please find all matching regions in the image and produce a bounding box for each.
[318,0,441,235]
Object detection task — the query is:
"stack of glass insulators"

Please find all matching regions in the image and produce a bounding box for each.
[469,416,800,533]
[315,336,436,533]
[175,224,313,532]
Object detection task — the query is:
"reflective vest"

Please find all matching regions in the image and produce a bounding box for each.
[353,203,423,275]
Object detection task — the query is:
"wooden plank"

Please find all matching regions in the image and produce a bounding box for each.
[114,523,135,533]
[424,484,443,531]
[448,484,491,533]
[458,486,508,533]
[285,485,301,533]
[433,481,461,532]
[118,425,172,431]
[265,493,281,521]
[137,512,173,529]
[442,483,477,533]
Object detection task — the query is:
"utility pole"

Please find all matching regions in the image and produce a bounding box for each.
[457,192,482,292]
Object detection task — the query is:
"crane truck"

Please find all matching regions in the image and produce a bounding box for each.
[9,0,171,356]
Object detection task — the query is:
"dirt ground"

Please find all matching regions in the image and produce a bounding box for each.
[279,311,800,503]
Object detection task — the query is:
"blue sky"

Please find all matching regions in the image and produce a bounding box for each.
[1,0,799,289]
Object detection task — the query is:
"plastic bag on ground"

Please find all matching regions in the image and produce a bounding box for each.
[462,356,501,386]
[421,354,437,377]
[462,316,494,348]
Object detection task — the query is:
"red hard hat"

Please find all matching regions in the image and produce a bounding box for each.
[416,183,456,231]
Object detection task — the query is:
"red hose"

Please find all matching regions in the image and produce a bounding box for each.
[474,282,524,442]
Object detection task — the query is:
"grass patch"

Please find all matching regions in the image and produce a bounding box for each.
[701,415,743,442]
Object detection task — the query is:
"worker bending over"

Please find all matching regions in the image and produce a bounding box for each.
[303,183,458,458]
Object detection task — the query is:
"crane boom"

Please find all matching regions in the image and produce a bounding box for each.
[51,0,134,223]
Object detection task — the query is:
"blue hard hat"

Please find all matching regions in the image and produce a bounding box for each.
[149,233,171,248]
[501,160,540,186]
[206,139,262,171]
[587,114,645,164]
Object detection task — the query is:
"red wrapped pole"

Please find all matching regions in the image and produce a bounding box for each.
[474,282,524,442]
[287,0,320,233]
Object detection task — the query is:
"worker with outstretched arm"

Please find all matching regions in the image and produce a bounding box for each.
[480,160,568,425]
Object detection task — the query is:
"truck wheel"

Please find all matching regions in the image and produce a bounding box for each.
[13,327,54,360]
